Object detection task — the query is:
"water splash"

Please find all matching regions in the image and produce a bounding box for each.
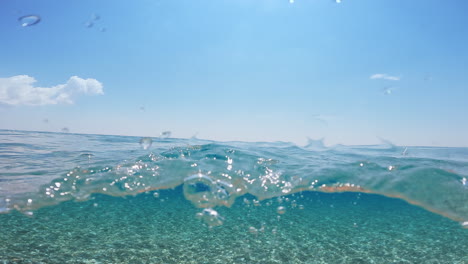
[160,131,172,138]
[304,137,327,150]
[1,131,468,228]
[139,137,153,150]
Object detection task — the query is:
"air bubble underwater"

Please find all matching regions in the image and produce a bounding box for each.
[277,206,286,215]
[196,208,224,227]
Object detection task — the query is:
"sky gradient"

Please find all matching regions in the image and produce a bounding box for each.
[1,0,468,146]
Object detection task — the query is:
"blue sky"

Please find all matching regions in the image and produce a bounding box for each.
[1,0,468,146]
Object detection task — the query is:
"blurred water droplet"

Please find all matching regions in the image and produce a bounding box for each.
[84,21,94,28]
[99,27,107,32]
[80,153,94,160]
[139,106,146,112]
[402,147,408,156]
[139,137,153,150]
[91,13,100,21]
[383,87,393,95]
[43,118,49,123]
[18,15,41,27]
[160,131,171,138]
[61,127,70,133]
[424,74,433,81]
[277,206,286,214]
[153,192,160,198]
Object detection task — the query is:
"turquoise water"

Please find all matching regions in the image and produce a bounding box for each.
[1,130,467,263]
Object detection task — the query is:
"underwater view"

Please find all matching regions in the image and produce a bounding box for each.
[0,130,467,263]
[1,0,468,263]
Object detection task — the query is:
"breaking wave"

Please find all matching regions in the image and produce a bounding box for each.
[1,130,467,227]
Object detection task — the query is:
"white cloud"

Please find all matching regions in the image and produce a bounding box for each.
[0,75,103,106]
[369,73,400,81]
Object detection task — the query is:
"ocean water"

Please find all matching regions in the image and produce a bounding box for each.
[0,130,467,263]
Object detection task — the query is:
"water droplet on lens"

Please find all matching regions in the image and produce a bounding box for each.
[18,15,41,27]
[160,131,171,138]
[153,192,160,198]
[84,21,94,28]
[383,87,393,95]
[99,27,107,32]
[91,13,100,21]
[61,127,70,133]
[277,206,286,215]
[139,137,153,150]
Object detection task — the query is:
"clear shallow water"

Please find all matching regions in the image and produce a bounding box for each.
[1,130,468,263]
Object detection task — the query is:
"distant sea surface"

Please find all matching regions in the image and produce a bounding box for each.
[0,130,467,263]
